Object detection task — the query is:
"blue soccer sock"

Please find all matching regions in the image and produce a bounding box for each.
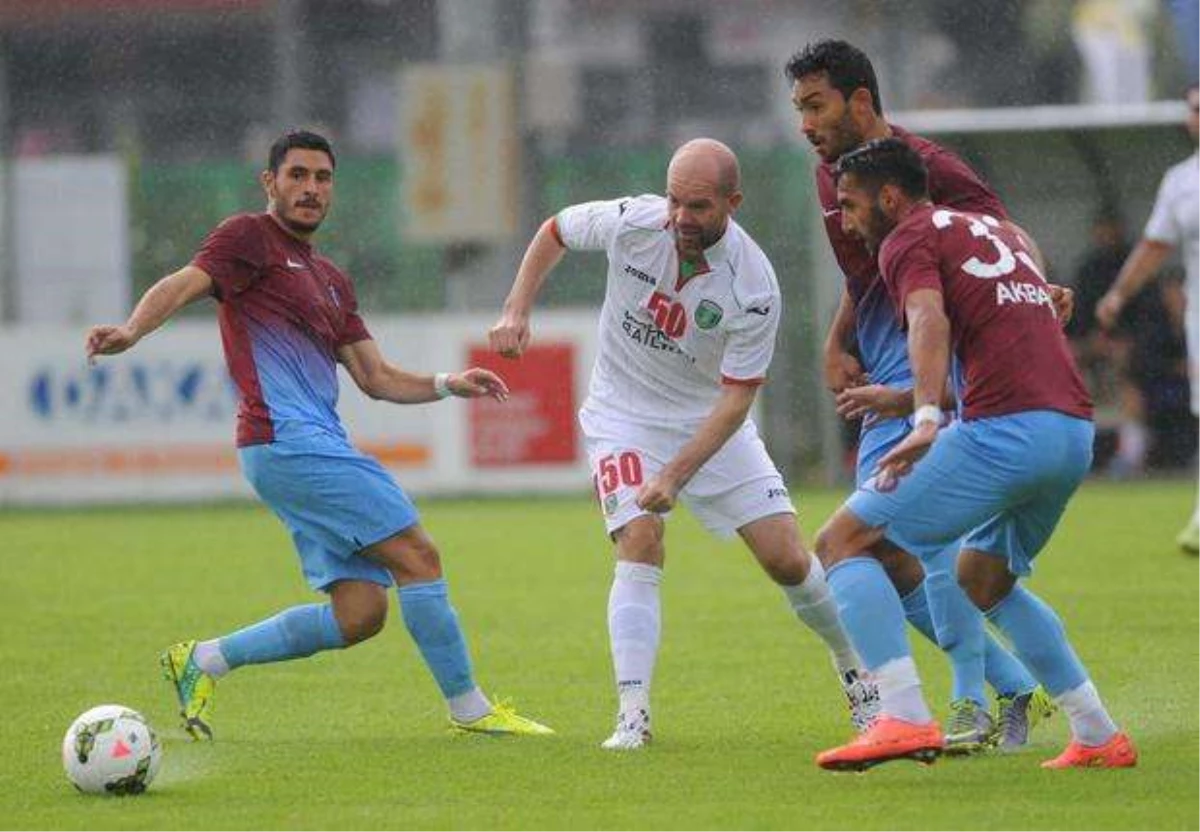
[982,631,1038,698]
[924,566,988,707]
[826,556,911,671]
[983,584,1087,697]
[900,581,938,643]
[217,603,347,670]
[398,578,477,701]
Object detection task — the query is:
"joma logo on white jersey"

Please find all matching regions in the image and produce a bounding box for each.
[995,280,1054,311]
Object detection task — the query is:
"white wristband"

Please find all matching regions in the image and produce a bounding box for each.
[913,404,941,428]
[433,372,453,400]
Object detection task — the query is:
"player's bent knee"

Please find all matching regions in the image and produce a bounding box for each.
[957,554,1014,610]
[369,526,444,583]
[339,605,388,646]
[614,516,665,566]
[330,585,390,645]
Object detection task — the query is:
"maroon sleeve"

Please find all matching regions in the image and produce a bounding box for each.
[191,214,268,301]
[925,149,1009,220]
[880,228,943,327]
[333,271,372,347]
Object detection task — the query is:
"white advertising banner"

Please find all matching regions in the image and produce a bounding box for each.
[0,312,595,506]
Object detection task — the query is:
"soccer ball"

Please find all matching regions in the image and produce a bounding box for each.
[61,705,163,795]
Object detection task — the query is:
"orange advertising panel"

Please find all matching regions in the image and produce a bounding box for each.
[468,343,577,467]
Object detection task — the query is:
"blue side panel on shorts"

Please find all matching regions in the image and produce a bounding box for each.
[855,416,913,488]
[239,432,421,591]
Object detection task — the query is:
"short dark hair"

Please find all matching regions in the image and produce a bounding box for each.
[267,130,336,173]
[784,39,882,115]
[835,138,928,199]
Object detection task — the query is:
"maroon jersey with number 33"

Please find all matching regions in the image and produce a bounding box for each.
[879,204,1092,422]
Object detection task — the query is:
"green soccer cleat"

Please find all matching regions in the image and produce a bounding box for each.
[1176,513,1199,555]
[160,640,216,740]
[450,700,554,736]
[943,697,994,756]
[992,685,1059,752]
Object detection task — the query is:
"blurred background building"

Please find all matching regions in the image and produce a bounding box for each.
[0,0,1195,501]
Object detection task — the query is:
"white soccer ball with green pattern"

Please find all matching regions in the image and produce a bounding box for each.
[62,705,163,795]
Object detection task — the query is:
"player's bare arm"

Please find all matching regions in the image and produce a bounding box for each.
[835,375,957,421]
[635,382,758,513]
[337,339,509,404]
[1096,239,1174,330]
[875,288,950,489]
[85,264,214,362]
[490,218,568,358]
[822,288,865,392]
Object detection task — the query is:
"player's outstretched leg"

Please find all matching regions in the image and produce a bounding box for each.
[161,602,349,740]
[398,579,553,736]
[980,581,1135,769]
[815,531,943,770]
[742,514,880,733]
[602,560,660,750]
[1177,506,1199,555]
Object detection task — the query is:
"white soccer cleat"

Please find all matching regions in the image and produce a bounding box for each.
[601,708,652,750]
[841,668,881,732]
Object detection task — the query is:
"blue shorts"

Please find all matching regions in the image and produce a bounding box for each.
[847,411,1093,577]
[239,433,420,592]
[855,416,914,488]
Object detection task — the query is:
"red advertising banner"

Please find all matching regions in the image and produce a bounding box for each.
[468,343,577,467]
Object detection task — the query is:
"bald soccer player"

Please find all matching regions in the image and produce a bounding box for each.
[489,138,878,749]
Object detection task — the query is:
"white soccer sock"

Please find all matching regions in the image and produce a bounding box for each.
[193,639,231,679]
[874,656,932,724]
[608,561,662,716]
[1056,680,1118,746]
[781,556,860,676]
[448,686,492,723]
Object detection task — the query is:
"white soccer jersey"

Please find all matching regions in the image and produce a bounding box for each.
[1144,152,1199,359]
[554,194,782,425]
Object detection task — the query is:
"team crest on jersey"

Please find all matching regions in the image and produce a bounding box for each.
[694,299,723,330]
[603,493,619,515]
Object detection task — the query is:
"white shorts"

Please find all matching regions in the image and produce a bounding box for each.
[579,407,795,538]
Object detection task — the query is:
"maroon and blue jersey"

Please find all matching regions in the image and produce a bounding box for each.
[191,213,371,446]
[816,126,1008,392]
[879,204,1092,422]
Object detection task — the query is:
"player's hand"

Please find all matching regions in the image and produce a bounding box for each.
[85,323,139,365]
[835,384,910,421]
[488,312,531,359]
[447,368,510,402]
[823,348,867,393]
[873,421,938,492]
[1095,290,1123,331]
[1048,284,1075,327]
[635,474,679,514]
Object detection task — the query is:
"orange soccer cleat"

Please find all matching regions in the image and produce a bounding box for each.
[816,716,944,772]
[1041,732,1137,769]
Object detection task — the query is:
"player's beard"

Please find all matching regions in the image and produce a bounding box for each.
[862,204,893,252]
[277,202,325,235]
[674,222,722,261]
[819,113,865,164]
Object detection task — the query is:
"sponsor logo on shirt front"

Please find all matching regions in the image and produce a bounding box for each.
[620,310,683,355]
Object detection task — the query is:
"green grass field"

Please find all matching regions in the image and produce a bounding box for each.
[1,480,1196,830]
